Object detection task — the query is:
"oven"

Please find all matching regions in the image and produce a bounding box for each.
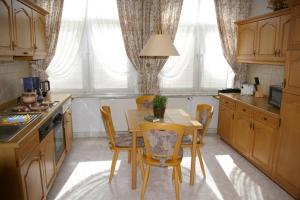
[52,108,65,163]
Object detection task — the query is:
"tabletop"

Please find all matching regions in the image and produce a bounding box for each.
[125,109,202,133]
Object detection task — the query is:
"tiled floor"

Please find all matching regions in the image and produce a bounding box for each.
[47,134,293,200]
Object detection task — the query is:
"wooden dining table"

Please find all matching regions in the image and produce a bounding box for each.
[125,108,203,190]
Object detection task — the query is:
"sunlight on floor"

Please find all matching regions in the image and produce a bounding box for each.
[215,155,264,200]
[55,160,121,199]
[181,156,224,200]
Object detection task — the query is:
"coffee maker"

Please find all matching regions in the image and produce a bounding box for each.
[23,77,43,102]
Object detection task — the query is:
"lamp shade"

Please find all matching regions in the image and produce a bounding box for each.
[139,34,179,57]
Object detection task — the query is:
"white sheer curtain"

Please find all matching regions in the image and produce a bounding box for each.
[47,0,136,93]
[159,0,234,93]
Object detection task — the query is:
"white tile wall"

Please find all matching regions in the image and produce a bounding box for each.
[246,64,284,95]
[0,61,30,104]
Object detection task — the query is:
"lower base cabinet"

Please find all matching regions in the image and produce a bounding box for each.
[233,112,252,158]
[218,105,234,144]
[20,148,44,200]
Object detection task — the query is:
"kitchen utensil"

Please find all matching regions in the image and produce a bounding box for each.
[21,92,37,104]
[254,77,264,98]
[40,80,50,97]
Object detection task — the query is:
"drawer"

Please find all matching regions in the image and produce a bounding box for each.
[17,131,39,164]
[254,111,279,128]
[220,96,235,110]
[237,103,253,117]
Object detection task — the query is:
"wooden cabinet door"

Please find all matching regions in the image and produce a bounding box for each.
[218,105,234,145]
[256,17,280,61]
[0,0,13,55]
[273,93,300,198]
[33,10,46,59]
[64,109,73,153]
[237,22,257,61]
[21,148,44,200]
[289,5,300,50]
[284,51,300,95]
[40,131,56,191]
[233,112,252,158]
[277,14,291,61]
[251,120,276,174]
[13,0,34,56]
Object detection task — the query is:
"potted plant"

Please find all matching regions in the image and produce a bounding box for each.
[152,95,167,119]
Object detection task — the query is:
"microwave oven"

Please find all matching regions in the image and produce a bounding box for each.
[268,85,282,108]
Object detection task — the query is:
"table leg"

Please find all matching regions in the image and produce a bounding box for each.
[131,131,137,189]
[190,129,197,185]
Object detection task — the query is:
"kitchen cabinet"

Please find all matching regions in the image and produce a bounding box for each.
[0,0,48,60]
[64,108,73,153]
[284,51,300,95]
[236,9,291,65]
[218,105,234,145]
[237,23,257,61]
[289,4,300,50]
[233,111,252,158]
[20,147,44,200]
[32,10,46,59]
[273,93,300,198]
[251,119,277,174]
[13,0,34,56]
[0,0,14,56]
[39,131,56,191]
[256,17,280,61]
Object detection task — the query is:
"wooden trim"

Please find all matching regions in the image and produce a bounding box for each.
[235,8,291,25]
[237,58,285,65]
[17,0,48,15]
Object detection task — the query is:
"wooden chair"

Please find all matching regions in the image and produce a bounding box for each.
[181,104,214,178]
[139,122,185,200]
[136,95,154,110]
[100,106,144,183]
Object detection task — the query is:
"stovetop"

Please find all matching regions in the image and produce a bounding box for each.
[0,113,41,142]
[6,101,59,114]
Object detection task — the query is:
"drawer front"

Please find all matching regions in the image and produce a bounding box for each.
[254,111,279,128]
[220,97,235,110]
[237,103,253,117]
[17,131,39,164]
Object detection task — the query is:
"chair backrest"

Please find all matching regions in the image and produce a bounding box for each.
[100,106,116,148]
[140,122,185,165]
[196,104,214,143]
[136,95,154,110]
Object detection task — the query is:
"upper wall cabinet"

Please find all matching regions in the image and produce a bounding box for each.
[236,9,291,65]
[289,4,300,50]
[0,0,14,56]
[0,0,48,60]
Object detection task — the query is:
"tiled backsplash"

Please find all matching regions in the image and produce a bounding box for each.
[246,64,284,95]
[0,61,30,104]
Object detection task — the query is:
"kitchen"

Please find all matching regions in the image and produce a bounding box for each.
[0,0,300,200]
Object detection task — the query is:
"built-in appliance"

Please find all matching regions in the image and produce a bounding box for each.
[268,85,282,108]
[0,113,41,142]
[241,84,255,96]
[39,117,53,142]
[52,108,65,163]
[218,88,241,93]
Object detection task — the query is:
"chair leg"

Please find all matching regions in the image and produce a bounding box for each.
[196,147,206,178]
[128,150,131,164]
[177,165,182,183]
[137,149,145,181]
[141,165,150,200]
[109,149,119,183]
[174,166,180,200]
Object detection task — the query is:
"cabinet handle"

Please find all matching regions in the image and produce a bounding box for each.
[274,50,277,56]
[283,79,286,88]
[225,101,229,104]
[252,123,255,129]
[253,50,256,56]
[263,117,267,121]
[34,44,37,50]
[23,52,28,55]
[242,108,246,112]
[232,113,234,119]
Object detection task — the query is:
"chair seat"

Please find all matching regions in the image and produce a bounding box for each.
[181,134,202,145]
[115,132,144,148]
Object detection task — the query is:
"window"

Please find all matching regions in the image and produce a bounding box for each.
[159,0,234,93]
[47,0,137,94]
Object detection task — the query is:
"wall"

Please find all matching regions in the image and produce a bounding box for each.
[247,0,285,95]
[0,61,30,104]
[72,96,219,138]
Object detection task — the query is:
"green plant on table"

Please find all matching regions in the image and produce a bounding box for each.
[152,95,167,109]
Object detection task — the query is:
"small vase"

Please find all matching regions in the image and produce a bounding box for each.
[153,107,165,119]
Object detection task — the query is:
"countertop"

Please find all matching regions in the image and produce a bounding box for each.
[219,93,280,118]
[0,93,71,145]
